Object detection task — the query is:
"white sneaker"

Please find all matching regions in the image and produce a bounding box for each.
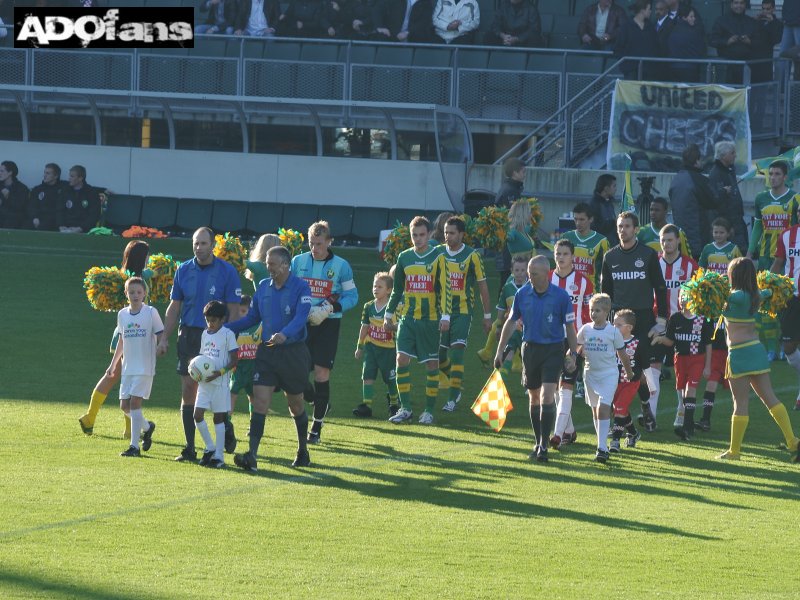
[388,408,413,424]
[673,415,684,428]
[442,394,461,412]
[418,411,434,424]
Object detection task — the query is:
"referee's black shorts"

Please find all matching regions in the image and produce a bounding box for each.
[253,342,311,395]
[306,317,341,370]
[176,325,204,376]
[521,341,564,390]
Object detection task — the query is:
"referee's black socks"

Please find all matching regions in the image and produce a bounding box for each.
[181,405,195,450]
[294,411,309,451]
[249,412,266,456]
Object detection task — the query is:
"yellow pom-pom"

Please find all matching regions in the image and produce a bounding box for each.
[527,197,543,233]
[84,266,128,312]
[472,206,509,251]
[278,228,305,257]
[757,271,795,317]
[213,233,247,273]
[146,253,179,304]
[382,221,412,265]
[681,268,730,320]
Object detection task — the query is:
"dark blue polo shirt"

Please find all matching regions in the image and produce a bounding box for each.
[510,282,574,344]
[226,273,312,344]
[170,257,242,328]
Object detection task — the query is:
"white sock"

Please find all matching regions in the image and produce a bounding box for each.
[644,367,661,414]
[554,388,573,437]
[565,413,575,436]
[196,419,214,452]
[129,408,143,448]
[597,418,610,451]
[593,417,599,435]
[786,349,800,377]
[674,390,685,425]
[214,422,225,460]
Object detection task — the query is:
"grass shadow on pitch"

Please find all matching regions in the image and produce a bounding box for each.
[0,567,180,600]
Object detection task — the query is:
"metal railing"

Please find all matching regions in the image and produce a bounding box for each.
[495,56,792,169]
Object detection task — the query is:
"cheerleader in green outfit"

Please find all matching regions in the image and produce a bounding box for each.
[719,258,800,461]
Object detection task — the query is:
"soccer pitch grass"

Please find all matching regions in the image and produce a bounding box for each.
[1,229,799,599]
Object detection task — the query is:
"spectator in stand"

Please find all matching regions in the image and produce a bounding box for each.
[0,16,7,41]
[433,0,480,45]
[29,163,65,232]
[278,0,325,37]
[485,0,543,48]
[234,0,279,36]
[752,0,782,83]
[322,0,346,37]
[589,173,619,244]
[577,0,627,51]
[668,6,707,82]
[58,165,102,234]
[0,161,30,230]
[668,144,718,259]
[710,0,760,85]
[196,0,238,34]
[374,0,437,42]
[654,0,674,56]
[708,141,748,254]
[613,0,659,81]
[779,0,800,81]
[345,0,378,39]
[495,157,525,209]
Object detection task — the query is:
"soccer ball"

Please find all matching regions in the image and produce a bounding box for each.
[188,355,215,383]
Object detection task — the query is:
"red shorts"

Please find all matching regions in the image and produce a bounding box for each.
[675,354,705,391]
[612,380,641,417]
[709,348,729,387]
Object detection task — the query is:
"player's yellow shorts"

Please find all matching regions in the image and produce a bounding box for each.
[397,317,441,363]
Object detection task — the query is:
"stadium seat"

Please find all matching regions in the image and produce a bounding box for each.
[351,207,389,242]
[211,201,249,234]
[176,198,214,232]
[345,45,376,64]
[487,50,528,71]
[240,39,265,59]
[549,33,582,50]
[540,13,554,38]
[300,43,341,63]
[550,15,579,35]
[388,208,422,228]
[140,196,179,230]
[409,48,453,105]
[322,205,355,239]
[246,202,284,235]
[104,194,143,230]
[455,49,489,69]
[537,0,571,16]
[263,41,302,61]
[528,53,566,73]
[194,37,228,58]
[282,204,320,233]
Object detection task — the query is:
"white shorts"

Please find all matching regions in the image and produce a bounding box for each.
[584,370,618,408]
[119,375,153,400]
[195,382,230,413]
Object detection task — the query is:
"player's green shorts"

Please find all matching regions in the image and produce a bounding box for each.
[362,344,396,383]
[440,314,472,347]
[230,359,254,396]
[397,317,441,362]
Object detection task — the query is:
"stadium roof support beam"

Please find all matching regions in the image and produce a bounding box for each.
[84,94,102,146]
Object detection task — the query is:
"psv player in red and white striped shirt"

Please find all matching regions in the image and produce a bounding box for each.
[549,239,593,448]
[771,224,800,409]
[648,224,698,427]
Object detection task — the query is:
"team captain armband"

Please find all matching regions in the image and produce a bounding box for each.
[565,312,576,323]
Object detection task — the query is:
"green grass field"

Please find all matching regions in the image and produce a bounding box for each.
[1,229,799,599]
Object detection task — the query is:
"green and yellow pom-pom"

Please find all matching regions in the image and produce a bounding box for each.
[527,197,543,233]
[147,253,179,304]
[757,271,795,317]
[278,228,305,257]
[462,214,480,248]
[84,266,128,312]
[473,205,509,251]
[213,233,247,273]
[681,268,730,320]
[382,221,412,265]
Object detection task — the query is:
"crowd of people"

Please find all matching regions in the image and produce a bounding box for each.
[67,147,800,469]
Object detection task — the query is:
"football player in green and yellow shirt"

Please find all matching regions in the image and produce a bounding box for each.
[560,202,609,290]
[748,160,799,271]
[637,197,692,258]
[384,216,451,425]
[698,217,742,275]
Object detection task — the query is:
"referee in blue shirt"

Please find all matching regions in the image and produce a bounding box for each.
[495,256,578,463]
[226,246,313,471]
[159,227,242,462]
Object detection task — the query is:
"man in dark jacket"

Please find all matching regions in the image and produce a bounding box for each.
[197,0,238,34]
[495,157,525,208]
[374,0,436,42]
[710,0,760,84]
[29,162,65,232]
[668,144,719,259]
[589,173,619,244]
[752,0,782,83]
[577,0,627,51]
[58,165,101,234]
[0,160,30,229]
[485,0,543,47]
[278,0,325,37]
[707,141,748,253]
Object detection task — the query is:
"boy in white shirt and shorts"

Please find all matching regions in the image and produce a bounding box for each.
[107,277,164,457]
[577,294,634,463]
[194,301,239,468]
